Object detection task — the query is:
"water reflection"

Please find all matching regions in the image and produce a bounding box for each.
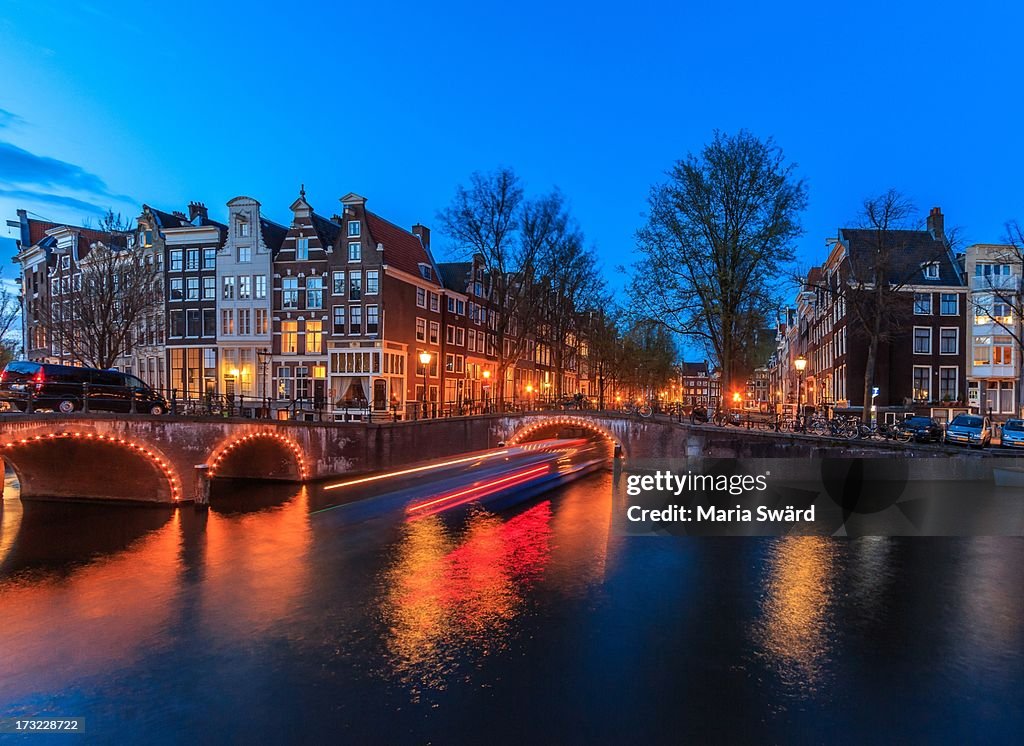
[380,502,552,696]
[754,537,838,695]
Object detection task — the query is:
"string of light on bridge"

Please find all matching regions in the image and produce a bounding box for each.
[505,415,620,454]
[208,431,308,481]
[0,431,183,502]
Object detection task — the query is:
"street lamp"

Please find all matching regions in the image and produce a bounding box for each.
[794,355,807,430]
[257,348,271,418]
[482,369,491,411]
[419,351,432,418]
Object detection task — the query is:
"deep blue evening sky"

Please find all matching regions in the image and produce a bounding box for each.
[1,0,1022,294]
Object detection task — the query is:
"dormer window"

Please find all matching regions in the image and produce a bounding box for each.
[418,263,432,281]
[923,262,940,280]
[347,220,360,238]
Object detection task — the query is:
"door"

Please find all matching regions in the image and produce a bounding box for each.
[373,379,387,411]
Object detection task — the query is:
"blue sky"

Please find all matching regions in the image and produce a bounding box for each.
[1,0,1023,298]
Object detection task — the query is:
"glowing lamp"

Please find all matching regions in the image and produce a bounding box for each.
[418,351,432,366]
[794,355,808,372]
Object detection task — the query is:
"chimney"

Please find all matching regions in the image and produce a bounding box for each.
[926,206,944,240]
[412,223,430,249]
[188,201,208,221]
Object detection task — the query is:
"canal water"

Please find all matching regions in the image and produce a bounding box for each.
[1,470,1022,744]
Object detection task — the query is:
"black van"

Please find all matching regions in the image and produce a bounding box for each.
[0,361,168,415]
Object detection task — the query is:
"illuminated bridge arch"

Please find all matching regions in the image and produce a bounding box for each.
[207,431,309,482]
[0,431,183,503]
[505,414,622,455]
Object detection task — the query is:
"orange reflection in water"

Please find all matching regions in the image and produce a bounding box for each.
[380,502,552,693]
[754,537,837,693]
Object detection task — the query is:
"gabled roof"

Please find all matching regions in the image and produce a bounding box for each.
[260,217,288,254]
[839,228,963,286]
[679,361,709,376]
[437,261,473,292]
[365,212,440,283]
[309,212,341,249]
[143,205,189,231]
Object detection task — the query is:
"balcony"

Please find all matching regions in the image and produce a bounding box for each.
[973,274,1020,292]
[971,363,1015,379]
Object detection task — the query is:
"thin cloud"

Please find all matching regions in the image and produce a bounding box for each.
[0,109,24,129]
[0,141,132,202]
[0,187,108,216]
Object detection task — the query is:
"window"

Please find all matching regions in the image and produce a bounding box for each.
[237,219,250,237]
[296,237,309,260]
[186,309,201,338]
[255,275,267,300]
[456,355,464,374]
[349,272,362,300]
[974,336,992,366]
[913,293,931,315]
[994,335,1013,365]
[348,220,360,237]
[429,321,440,345]
[306,320,323,354]
[203,248,217,268]
[186,277,199,301]
[277,366,293,399]
[350,306,362,334]
[939,367,958,400]
[203,309,216,337]
[415,317,427,342]
[186,249,200,270]
[993,300,1013,324]
[912,366,930,401]
[306,276,324,309]
[255,308,268,335]
[170,250,183,271]
[419,263,431,280]
[366,270,378,295]
[239,275,252,300]
[429,292,439,312]
[366,305,379,334]
[913,327,931,354]
[348,242,361,262]
[333,306,346,335]
[170,310,185,337]
[446,324,455,344]
[456,299,465,315]
[238,308,251,335]
[940,328,958,355]
[238,246,251,263]
[282,277,298,309]
[416,287,426,308]
[221,309,235,335]
[455,327,465,346]
[332,271,345,295]
[170,278,183,301]
[445,353,455,373]
[282,321,298,354]
[203,276,216,300]
[940,293,958,315]
[923,262,939,280]
[223,276,235,300]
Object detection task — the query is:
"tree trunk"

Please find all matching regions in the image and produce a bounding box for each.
[862,335,879,427]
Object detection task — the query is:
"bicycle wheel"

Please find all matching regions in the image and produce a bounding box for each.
[638,404,652,418]
[895,429,913,444]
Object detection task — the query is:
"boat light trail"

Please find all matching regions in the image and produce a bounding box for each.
[406,464,551,516]
[323,450,511,491]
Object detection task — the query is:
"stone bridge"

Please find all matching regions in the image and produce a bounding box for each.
[0,411,981,505]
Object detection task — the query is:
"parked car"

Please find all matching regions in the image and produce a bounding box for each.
[898,416,945,443]
[999,419,1024,448]
[944,413,991,447]
[0,361,167,415]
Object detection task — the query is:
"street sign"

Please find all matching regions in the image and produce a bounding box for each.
[872,387,879,397]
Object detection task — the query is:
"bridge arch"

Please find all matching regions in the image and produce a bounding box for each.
[207,431,308,482]
[0,431,183,503]
[505,414,623,456]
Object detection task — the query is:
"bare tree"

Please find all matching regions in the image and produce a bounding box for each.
[632,130,807,395]
[438,168,536,407]
[0,274,20,369]
[797,191,955,417]
[40,210,160,370]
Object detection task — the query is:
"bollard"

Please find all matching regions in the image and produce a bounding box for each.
[193,464,211,509]
[613,442,623,459]
[82,383,90,413]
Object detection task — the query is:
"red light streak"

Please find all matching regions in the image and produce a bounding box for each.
[406,464,550,516]
[324,450,511,491]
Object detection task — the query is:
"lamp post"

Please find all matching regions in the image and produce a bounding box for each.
[794,355,807,430]
[257,348,270,418]
[525,383,534,410]
[419,351,432,418]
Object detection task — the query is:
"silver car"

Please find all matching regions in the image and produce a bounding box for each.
[1000,419,1024,448]
[945,414,991,447]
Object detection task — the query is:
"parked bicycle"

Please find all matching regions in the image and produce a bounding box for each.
[622,400,653,418]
